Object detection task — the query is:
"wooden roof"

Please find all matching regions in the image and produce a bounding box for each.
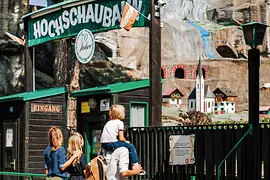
[214,87,237,97]
[162,88,184,97]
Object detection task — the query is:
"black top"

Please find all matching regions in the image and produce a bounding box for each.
[66,154,87,180]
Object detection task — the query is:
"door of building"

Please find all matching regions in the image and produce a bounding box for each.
[130,102,148,127]
[85,121,102,162]
[3,120,18,180]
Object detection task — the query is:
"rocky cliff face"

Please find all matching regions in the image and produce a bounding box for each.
[0,0,270,110]
[0,0,27,94]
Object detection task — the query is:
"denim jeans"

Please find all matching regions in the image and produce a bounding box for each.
[102,141,139,164]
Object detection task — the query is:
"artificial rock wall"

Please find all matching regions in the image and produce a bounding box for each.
[0,0,270,110]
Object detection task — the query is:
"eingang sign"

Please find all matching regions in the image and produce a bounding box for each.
[26,0,150,47]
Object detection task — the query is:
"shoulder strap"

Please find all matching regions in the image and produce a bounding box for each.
[97,155,106,180]
[98,155,105,161]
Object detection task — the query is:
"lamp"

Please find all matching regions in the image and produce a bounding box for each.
[242,22,267,179]
[242,21,268,48]
[241,21,267,126]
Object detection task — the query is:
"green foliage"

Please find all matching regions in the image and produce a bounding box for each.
[211,118,270,125]
[260,118,270,123]
[167,110,270,126]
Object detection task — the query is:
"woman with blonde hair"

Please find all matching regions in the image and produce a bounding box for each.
[65,132,87,180]
[44,126,81,180]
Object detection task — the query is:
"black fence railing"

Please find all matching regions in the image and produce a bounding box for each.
[128,124,270,180]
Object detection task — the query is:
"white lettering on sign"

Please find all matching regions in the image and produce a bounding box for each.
[86,4,95,23]
[77,5,86,24]
[70,7,78,26]
[103,6,112,27]
[33,20,41,39]
[95,5,104,24]
[40,19,48,36]
[112,5,121,26]
[31,103,62,113]
[56,16,64,35]
[32,0,143,39]
[48,20,56,37]
[62,10,70,30]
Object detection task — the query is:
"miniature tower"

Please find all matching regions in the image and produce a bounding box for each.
[195,58,205,112]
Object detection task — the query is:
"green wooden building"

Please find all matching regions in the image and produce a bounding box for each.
[70,79,150,161]
[0,87,68,179]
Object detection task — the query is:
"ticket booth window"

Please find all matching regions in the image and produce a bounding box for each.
[129,102,148,127]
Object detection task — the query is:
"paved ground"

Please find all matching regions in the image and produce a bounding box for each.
[211,111,248,122]
[162,106,180,117]
[162,106,249,123]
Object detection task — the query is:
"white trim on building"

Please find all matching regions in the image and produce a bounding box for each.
[163,98,182,105]
[214,101,235,113]
[205,97,215,113]
[188,99,196,111]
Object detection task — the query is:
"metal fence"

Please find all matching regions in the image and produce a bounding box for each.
[128,124,270,180]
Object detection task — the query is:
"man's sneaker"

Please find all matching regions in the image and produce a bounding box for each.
[138,170,146,176]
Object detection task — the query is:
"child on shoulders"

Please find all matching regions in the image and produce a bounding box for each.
[100,104,144,172]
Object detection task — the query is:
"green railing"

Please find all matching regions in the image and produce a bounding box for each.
[0,171,46,180]
[217,124,253,180]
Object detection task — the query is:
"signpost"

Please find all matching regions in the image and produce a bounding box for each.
[149,0,162,126]
[75,29,95,64]
[169,134,195,165]
[100,99,110,111]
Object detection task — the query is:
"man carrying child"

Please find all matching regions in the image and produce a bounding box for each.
[100,104,145,179]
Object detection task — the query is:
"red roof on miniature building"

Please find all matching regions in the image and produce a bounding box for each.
[162,88,184,97]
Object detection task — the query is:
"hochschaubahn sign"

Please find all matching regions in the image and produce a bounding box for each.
[22,0,150,47]
[22,0,162,126]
